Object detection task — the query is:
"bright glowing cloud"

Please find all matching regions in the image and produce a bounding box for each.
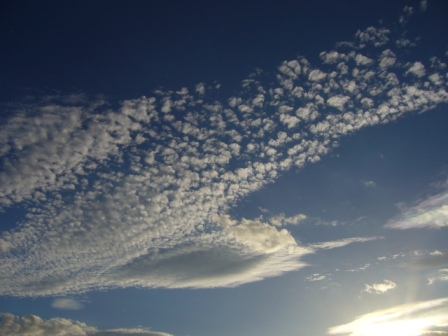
[328,297,448,336]
[385,191,448,229]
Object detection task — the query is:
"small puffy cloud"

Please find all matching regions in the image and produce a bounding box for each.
[363,279,396,294]
[308,69,327,82]
[420,0,428,12]
[379,49,397,69]
[355,26,390,48]
[0,313,173,336]
[328,297,448,335]
[427,269,448,285]
[52,298,84,310]
[306,273,328,282]
[363,180,376,188]
[195,83,205,95]
[327,95,350,111]
[407,61,426,77]
[219,215,298,254]
[320,51,345,64]
[355,54,374,66]
[385,191,448,229]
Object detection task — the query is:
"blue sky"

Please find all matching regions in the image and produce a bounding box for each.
[0,1,448,335]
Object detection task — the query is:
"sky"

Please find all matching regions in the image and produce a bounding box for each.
[0,1,448,335]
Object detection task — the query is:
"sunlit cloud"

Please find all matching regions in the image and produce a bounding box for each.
[362,279,396,294]
[309,237,382,250]
[0,313,173,336]
[328,297,448,336]
[0,1,447,297]
[385,191,448,229]
[305,273,328,282]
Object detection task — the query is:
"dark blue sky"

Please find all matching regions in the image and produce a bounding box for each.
[4,0,446,102]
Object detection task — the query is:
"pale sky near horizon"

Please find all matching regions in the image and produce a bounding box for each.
[1,1,448,335]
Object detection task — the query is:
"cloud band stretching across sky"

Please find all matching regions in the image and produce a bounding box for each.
[0,7,447,297]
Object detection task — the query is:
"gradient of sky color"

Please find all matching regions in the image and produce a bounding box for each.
[0,1,447,335]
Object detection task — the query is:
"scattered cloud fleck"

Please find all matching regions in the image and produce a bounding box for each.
[427,269,448,285]
[363,180,376,188]
[52,298,84,310]
[362,279,396,294]
[306,273,328,282]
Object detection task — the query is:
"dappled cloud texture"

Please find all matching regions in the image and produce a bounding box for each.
[0,12,447,296]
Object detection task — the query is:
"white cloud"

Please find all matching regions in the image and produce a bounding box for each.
[218,216,299,254]
[269,213,307,227]
[309,237,381,250]
[52,298,84,310]
[328,297,448,336]
[363,180,376,188]
[385,190,448,229]
[407,61,426,77]
[306,273,328,282]
[0,8,447,296]
[379,49,397,69]
[0,313,95,336]
[308,69,327,82]
[0,313,172,336]
[327,95,350,111]
[363,279,397,294]
[355,53,374,66]
[355,26,390,48]
[427,269,448,285]
[420,0,428,12]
